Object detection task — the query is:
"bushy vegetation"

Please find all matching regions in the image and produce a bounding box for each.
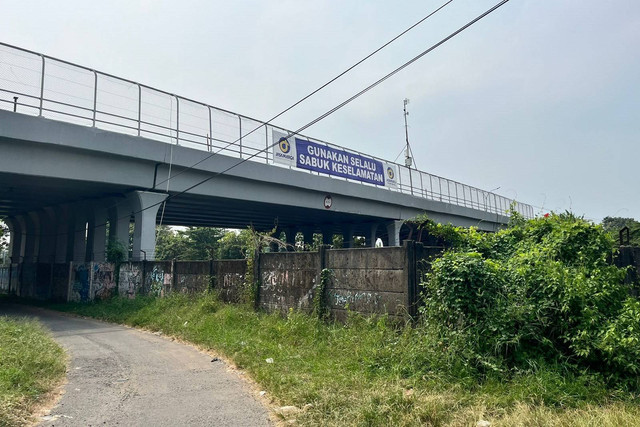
[0,316,66,426]
[419,212,640,389]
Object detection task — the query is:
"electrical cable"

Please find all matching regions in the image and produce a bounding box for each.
[6,0,522,244]
[145,0,454,192]
[125,0,513,221]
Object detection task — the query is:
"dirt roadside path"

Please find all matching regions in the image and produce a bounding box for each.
[1,304,272,426]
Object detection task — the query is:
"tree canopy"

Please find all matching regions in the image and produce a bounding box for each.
[155,226,252,261]
[601,216,640,246]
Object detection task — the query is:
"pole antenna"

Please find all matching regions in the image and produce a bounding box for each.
[403,98,412,168]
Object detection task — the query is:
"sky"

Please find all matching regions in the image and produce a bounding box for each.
[1,0,639,222]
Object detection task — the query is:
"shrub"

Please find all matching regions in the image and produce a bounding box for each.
[420,212,639,387]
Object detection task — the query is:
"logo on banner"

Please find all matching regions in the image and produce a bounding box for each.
[278,138,291,153]
[273,130,295,164]
[386,167,395,180]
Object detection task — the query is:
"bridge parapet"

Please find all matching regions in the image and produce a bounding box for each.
[0,42,533,219]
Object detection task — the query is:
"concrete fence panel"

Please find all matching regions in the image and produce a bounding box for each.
[119,262,143,298]
[69,263,91,302]
[326,247,407,320]
[175,261,211,294]
[213,259,247,303]
[52,263,70,301]
[259,252,320,313]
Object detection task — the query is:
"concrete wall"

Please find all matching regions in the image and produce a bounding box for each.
[325,247,407,320]
[92,263,117,300]
[175,261,211,294]
[52,264,70,301]
[2,242,446,320]
[259,252,320,313]
[214,260,247,303]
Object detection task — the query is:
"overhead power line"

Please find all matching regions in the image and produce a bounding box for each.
[149,0,455,192]
[137,0,513,219]
[15,0,515,241]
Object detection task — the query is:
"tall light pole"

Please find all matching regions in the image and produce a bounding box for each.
[403,98,414,195]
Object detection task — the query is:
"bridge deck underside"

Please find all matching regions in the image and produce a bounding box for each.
[0,172,384,236]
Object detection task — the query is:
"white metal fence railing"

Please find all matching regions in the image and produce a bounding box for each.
[0,42,534,219]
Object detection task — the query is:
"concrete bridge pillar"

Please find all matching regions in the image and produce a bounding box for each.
[14,216,28,263]
[321,227,333,245]
[285,227,296,251]
[23,212,41,263]
[5,217,24,263]
[90,202,109,262]
[38,208,57,263]
[128,191,167,261]
[342,225,354,249]
[72,203,89,263]
[301,227,314,250]
[386,220,404,247]
[366,223,379,248]
[53,205,72,263]
[108,198,134,259]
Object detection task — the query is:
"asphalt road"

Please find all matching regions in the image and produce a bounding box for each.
[1,304,272,426]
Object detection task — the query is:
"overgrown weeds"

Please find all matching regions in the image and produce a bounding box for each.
[48,291,640,426]
[0,317,66,427]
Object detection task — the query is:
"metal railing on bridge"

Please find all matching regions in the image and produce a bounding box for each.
[0,42,534,219]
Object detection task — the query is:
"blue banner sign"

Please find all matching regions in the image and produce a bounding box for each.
[295,138,385,185]
[273,130,397,188]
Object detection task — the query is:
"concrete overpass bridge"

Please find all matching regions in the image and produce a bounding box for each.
[0,43,533,262]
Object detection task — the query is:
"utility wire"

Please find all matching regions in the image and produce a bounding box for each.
[11,0,518,243]
[123,0,513,221]
[147,0,454,192]
[49,0,457,239]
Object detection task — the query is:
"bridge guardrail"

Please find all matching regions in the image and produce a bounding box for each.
[0,42,534,219]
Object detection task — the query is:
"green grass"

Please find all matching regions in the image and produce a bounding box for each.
[0,316,66,427]
[47,293,640,426]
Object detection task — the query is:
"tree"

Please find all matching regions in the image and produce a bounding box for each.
[602,216,640,246]
[155,226,247,260]
[216,230,251,259]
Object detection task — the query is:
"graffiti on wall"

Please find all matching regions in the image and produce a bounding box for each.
[145,265,171,296]
[119,264,141,298]
[92,263,116,300]
[71,263,90,302]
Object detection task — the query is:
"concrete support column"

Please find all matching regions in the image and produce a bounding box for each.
[38,208,57,263]
[128,191,167,261]
[321,227,333,245]
[53,205,71,263]
[386,220,404,247]
[267,227,280,252]
[15,216,28,262]
[72,203,88,263]
[342,225,354,249]
[24,212,41,263]
[91,202,109,262]
[108,197,133,260]
[285,227,296,251]
[366,223,379,248]
[5,217,24,263]
[301,227,314,250]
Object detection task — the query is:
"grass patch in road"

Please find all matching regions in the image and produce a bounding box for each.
[0,316,66,427]
[48,294,640,426]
